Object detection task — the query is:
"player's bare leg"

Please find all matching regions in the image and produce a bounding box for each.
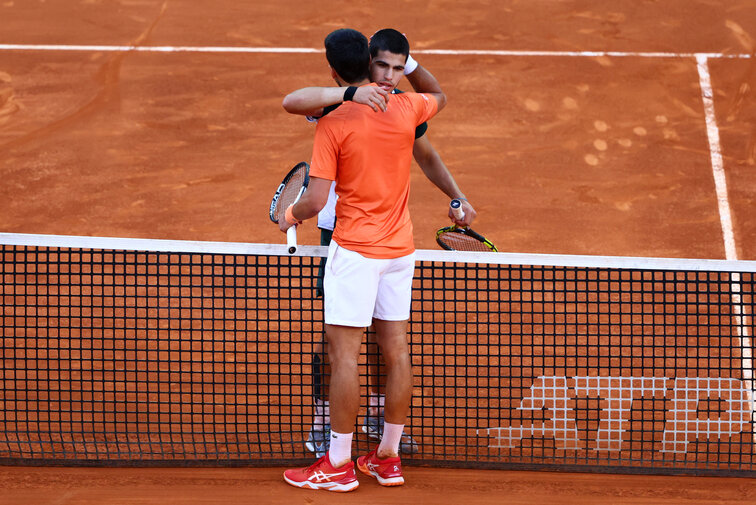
[325,323,363,467]
[355,318,410,486]
[372,318,412,458]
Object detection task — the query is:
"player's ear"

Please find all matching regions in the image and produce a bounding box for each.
[329,67,349,86]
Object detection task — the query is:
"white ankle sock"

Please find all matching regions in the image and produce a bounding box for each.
[328,430,353,467]
[377,422,404,456]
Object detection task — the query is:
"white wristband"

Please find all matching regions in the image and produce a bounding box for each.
[404,54,418,75]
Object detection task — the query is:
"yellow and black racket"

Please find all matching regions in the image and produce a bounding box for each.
[436,199,498,252]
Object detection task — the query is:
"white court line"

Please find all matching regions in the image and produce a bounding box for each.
[696,54,755,437]
[0,44,321,53]
[0,43,753,59]
[696,55,738,261]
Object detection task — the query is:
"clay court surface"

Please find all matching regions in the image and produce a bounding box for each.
[0,466,755,505]
[1,0,756,503]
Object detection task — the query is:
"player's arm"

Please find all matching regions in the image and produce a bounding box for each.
[279,177,332,232]
[413,135,476,227]
[282,86,390,115]
[404,63,446,112]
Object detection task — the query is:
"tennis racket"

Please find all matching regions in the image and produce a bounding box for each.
[436,199,498,252]
[269,161,310,254]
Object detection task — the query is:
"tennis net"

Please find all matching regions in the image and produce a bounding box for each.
[1,233,754,476]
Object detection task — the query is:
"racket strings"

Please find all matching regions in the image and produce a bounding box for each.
[272,169,307,221]
[438,229,493,252]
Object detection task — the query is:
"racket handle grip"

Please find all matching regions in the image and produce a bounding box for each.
[450,199,465,220]
[286,225,298,254]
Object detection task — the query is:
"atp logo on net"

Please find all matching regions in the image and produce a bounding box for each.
[479,375,753,453]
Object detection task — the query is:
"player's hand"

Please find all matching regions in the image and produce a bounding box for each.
[279,213,294,233]
[353,86,389,112]
[449,199,476,227]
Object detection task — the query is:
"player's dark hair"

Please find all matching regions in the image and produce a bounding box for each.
[369,28,410,60]
[324,28,370,83]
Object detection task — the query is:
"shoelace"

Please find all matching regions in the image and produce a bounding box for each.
[307,455,328,471]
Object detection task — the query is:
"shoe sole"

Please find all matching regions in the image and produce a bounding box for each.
[283,473,359,492]
[356,461,405,487]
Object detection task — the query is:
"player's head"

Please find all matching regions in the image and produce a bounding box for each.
[324,28,370,84]
[369,29,409,60]
[368,29,410,92]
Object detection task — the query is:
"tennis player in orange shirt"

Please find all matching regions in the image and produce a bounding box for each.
[280,28,446,492]
[283,29,478,462]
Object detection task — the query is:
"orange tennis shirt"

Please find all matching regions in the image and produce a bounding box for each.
[309,83,439,259]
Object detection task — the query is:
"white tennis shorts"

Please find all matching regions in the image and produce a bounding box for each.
[323,241,415,327]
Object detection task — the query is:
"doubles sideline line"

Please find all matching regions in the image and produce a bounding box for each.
[0,44,753,59]
[696,55,738,262]
[696,54,755,433]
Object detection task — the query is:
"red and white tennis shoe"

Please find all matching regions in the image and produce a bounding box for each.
[283,453,359,492]
[356,448,405,486]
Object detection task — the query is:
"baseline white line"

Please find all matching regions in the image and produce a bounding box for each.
[419,49,751,59]
[0,43,753,59]
[0,44,321,53]
[696,54,755,438]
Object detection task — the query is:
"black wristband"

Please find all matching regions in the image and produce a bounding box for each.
[343,86,357,102]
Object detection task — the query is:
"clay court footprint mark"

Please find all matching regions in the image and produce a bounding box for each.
[562,97,579,110]
[583,120,610,166]
[584,154,600,166]
[524,99,541,112]
[594,120,609,132]
[593,139,608,151]
[0,71,20,123]
[0,88,17,117]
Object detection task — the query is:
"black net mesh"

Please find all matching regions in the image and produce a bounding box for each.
[1,238,754,476]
